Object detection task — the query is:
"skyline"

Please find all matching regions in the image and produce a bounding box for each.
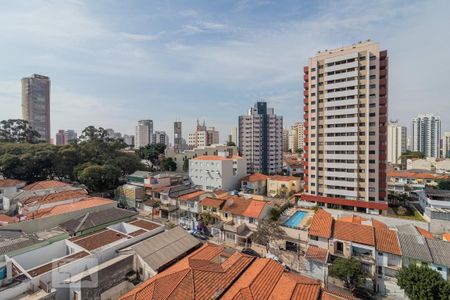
[1,0,450,140]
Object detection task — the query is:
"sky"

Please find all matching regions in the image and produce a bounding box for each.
[1,0,449,143]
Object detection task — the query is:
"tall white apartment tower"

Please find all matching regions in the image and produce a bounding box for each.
[387,121,407,164]
[412,114,441,158]
[443,132,450,158]
[239,101,283,175]
[302,41,388,214]
[288,121,305,152]
[134,120,153,149]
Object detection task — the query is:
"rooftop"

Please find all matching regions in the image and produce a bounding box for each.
[268,175,300,182]
[60,207,138,233]
[308,209,333,239]
[178,190,206,201]
[374,227,401,255]
[388,170,449,180]
[305,246,328,264]
[333,221,375,246]
[22,180,71,191]
[241,173,269,182]
[128,219,162,231]
[193,155,243,161]
[199,197,225,209]
[397,232,433,262]
[0,179,25,188]
[132,226,201,271]
[119,243,254,300]
[20,189,88,206]
[426,239,450,267]
[69,229,129,251]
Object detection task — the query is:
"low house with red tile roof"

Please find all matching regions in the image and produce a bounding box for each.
[241,173,269,195]
[120,243,331,300]
[267,175,302,198]
[22,180,71,191]
[308,209,334,249]
[387,170,449,193]
[177,190,208,229]
[18,189,89,214]
[189,154,247,191]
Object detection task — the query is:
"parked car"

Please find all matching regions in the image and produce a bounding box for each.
[241,248,261,257]
[352,287,375,300]
[191,231,208,240]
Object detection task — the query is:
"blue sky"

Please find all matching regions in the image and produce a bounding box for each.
[1,0,449,142]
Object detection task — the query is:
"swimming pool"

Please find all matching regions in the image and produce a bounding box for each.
[283,211,307,228]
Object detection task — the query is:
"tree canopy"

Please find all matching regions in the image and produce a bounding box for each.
[328,257,366,290]
[252,219,287,252]
[0,119,41,144]
[397,264,450,300]
[136,143,167,170]
[437,180,450,190]
[0,124,144,192]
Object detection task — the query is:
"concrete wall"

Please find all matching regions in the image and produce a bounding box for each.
[79,255,134,300]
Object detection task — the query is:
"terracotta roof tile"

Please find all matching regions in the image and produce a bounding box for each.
[443,233,450,242]
[22,180,70,191]
[268,175,300,182]
[308,209,333,239]
[337,215,367,224]
[0,214,15,224]
[374,227,401,255]
[334,221,375,246]
[178,190,206,201]
[119,243,254,300]
[387,170,449,180]
[321,289,359,300]
[199,197,225,209]
[242,200,267,219]
[241,173,269,182]
[27,197,113,219]
[21,189,88,206]
[416,226,434,239]
[0,179,25,187]
[305,246,328,264]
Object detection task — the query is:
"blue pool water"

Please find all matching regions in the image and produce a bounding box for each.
[284,211,307,228]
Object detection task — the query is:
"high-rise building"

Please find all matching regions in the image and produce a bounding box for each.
[55,130,65,145]
[21,74,51,142]
[288,122,304,152]
[442,132,450,158]
[387,121,407,164]
[65,130,77,144]
[174,122,183,152]
[239,101,283,175]
[282,129,289,152]
[123,134,135,147]
[152,131,169,146]
[412,114,442,158]
[188,120,219,147]
[230,127,238,145]
[302,41,388,214]
[135,120,153,149]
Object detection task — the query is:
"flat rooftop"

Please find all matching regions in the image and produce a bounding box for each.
[128,219,161,231]
[70,229,129,251]
[28,250,89,277]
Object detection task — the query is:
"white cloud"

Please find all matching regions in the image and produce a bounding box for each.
[121,32,162,41]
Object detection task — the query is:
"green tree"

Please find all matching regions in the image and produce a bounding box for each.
[437,180,450,190]
[226,141,236,146]
[0,119,41,143]
[136,143,167,169]
[77,163,122,192]
[295,149,304,155]
[397,264,450,300]
[328,258,366,290]
[252,220,287,252]
[160,157,177,171]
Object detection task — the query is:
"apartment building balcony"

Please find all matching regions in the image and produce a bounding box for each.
[304,74,309,81]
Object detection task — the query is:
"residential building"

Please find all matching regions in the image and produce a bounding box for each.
[187,120,219,147]
[387,121,407,164]
[283,154,304,177]
[407,158,433,171]
[230,127,238,145]
[282,128,289,152]
[134,119,153,148]
[189,153,247,191]
[0,179,26,210]
[177,190,208,229]
[241,173,269,195]
[302,41,389,214]
[55,129,66,145]
[152,130,169,146]
[116,184,145,208]
[120,243,332,300]
[65,129,77,144]
[387,170,449,194]
[173,121,183,152]
[1,219,163,300]
[443,132,450,158]
[267,175,301,198]
[159,185,199,222]
[412,113,442,158]
[414,188,450,213]
[239,101,283,175]
[21,74,51,142]
[122,134,134,146]
[165,144,238,172]
[288,121,305,153]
